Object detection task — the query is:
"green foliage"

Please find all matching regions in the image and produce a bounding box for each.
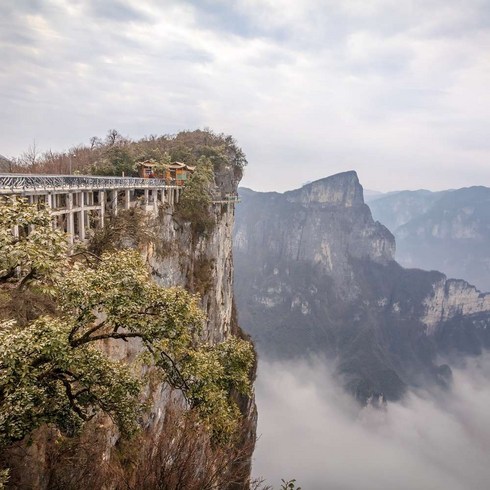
[176,157,215,235]
[0,198,254,451]
[0,317,141,447]
[0,196,68,293]
[91,146,137,176]
[0,469,8,489]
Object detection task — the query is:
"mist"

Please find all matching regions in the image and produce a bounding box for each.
[253,356,490,490]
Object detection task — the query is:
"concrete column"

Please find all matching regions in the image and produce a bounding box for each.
[111,190,118,216]
[161,188,165,205]
[144,189,149,206]
[153,189,158,211]
[67,192,74,245]
[100,190,105,228]
[125,189,131,210]
[79,191,86,241]
[46,193,53,209]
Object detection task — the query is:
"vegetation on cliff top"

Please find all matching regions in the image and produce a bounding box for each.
[10,128,247,180]
[0,197,254,478]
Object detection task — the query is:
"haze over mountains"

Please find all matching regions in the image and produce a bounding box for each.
[234,172,490,402]
[367,187,490,292]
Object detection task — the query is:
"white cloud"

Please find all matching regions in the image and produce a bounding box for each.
[253,356,490,490]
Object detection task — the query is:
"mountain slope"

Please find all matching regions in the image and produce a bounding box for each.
[234,172,490,402]
[368,187,490,291]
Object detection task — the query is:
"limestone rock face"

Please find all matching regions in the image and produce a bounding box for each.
[422,279,490,333]
[234,171,490,403]
[148,204,236,344]
[285,171,365,207]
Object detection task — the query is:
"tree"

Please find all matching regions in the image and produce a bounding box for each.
[0,198,254,453]
[0,196,67,292]
[176,156,215,235]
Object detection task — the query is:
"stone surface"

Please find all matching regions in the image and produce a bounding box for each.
[368,186,490,291]
[234,172,490,402]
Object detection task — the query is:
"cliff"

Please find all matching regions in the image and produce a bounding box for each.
[4,169,256,489]
[234,171,490,402]
[368,186,490,291]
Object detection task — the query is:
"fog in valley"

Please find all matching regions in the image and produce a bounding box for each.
[253,356,490,490]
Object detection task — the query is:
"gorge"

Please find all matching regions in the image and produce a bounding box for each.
[234,171,490,402]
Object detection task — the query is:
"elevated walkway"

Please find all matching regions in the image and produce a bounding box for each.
[0,174,181,244]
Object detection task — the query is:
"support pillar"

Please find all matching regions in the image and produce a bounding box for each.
[161,188,165,205]
[80,191,86,241]
[153,189,158,212]
[111,190,118,216]
[67,192,74,245]
[100,190,105,228]
[144,189,149,206]
[125,189,131,210]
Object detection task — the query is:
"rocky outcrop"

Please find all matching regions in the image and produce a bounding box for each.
[368,186,490,291]
[234,171,490,402]
[422,279,490,333]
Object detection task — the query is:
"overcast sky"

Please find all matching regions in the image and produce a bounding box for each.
[1,0,490,191]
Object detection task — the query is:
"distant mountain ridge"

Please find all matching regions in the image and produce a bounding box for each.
[368,186,490,291]
[234,172,490,403]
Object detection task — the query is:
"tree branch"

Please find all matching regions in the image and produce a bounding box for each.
[72,331,146,347]
[70,320,107,347]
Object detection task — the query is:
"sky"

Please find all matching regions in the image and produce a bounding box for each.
[1,0,490,192]
[254,356,490,489]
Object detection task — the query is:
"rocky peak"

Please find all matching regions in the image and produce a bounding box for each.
[234,171,490,402]
[285,171,364,207]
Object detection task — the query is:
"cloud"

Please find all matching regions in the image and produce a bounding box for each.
[253,356,490,490]
[86,0,152,24]
[0,0,489,192]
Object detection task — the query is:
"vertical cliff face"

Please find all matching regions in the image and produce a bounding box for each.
[234,171,490,402]
[148,205,236,343]
[4,172,256,489]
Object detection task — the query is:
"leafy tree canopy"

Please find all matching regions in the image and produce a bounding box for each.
[0,198,254,454]
[175,156,215,234]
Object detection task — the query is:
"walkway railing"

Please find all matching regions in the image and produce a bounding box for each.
[0,174,172,192]
[211,193,241,204]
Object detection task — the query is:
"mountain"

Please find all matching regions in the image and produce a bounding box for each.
[368,187,490,291]
[234,172,490,402]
